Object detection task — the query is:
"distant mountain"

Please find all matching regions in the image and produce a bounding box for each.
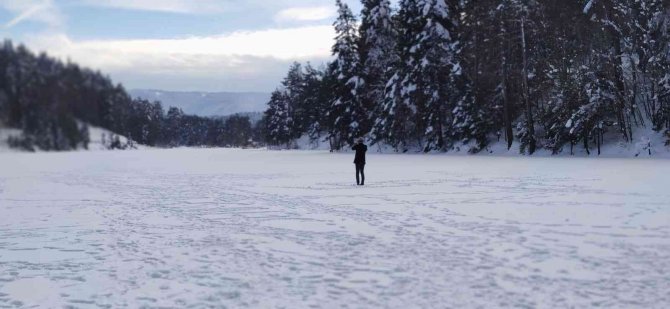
[130,89,271,117]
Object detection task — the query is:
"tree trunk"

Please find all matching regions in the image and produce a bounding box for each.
[501,18,514,150]
[521,15,536,154]
[604,0,630,142]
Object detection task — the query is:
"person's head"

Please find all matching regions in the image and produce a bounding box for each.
[357,138,364,144]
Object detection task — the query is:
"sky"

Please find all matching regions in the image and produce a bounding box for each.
[0,0,385,92]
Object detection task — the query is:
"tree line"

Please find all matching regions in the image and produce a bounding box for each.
[264,0,670,154]
[0,41,261,151]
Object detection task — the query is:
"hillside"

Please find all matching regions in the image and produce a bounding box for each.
[130,89,270,117]
[0,41,263,152]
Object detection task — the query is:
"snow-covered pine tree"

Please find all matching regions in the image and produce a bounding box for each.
[414,0,456,151]
[652,6,670,135]
[4,43,31,129]
[302,63,328,145]
[565,65,615,155]
[282,62,306,138]
[1,39,266,150]
[629,0,670,133]
[164,107,184,147]
[373,0,423,150]
[359,0,398,143]
[534,0,593,154]
[255,0,669,154]
[374,73,417,151]
[443,0,488,152]
[576,0,670,150]
[584,0,634,142]
[658,65,670,140]
[542,64,587,154]
[0,42,7,125]
[223,115,253,147]
[492,0,545,155]
[459,0,509,150]
[517,4,537,154]
[328,0,365,150]
[651,8,670,144]
[264,89,293,148]
[401,0,480,152]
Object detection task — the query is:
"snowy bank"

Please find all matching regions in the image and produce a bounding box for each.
[293,128,670,159]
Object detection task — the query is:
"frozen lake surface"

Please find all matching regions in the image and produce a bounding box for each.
[0,149,669,308]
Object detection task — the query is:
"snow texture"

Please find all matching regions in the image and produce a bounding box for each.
[87,125,149,151]
[0,126,146,153]
[583,0,594,14]
[0,149,669,308]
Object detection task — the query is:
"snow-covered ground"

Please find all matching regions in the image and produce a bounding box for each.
[87,125,148,151]
[0,149,668,308]
[0,125,145,153]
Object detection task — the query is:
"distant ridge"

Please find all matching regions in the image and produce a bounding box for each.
[130,89,271,117]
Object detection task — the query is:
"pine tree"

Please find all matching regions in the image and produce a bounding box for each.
[0,39,267,151]
[489,0,545,155]
[536,1,597,154]
[262,0,670,155]
[302,63,328,144]
[164,107,184,147]
[224,115,253,147]
[460,0,508,150]
[374,0,422,150]
[629,0,670,133]
[397,0,479,152]
[0,42,8,125]
[359,0,398,140]
[264,90,292,147]
[328,0,365,150]
[282,62,306,138]
[585,0,636,142]
[415,0,455,151]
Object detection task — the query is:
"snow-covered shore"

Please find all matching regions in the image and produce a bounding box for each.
[295,127,670,159]
[0,149,668,308]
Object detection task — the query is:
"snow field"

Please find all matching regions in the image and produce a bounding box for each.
[0,149,668,308]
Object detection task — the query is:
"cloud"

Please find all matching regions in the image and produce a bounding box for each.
[1,0,62,29]
[110,56,306,92]
[1,0,349,91]
[24,26,336,91]
[274,6,336,23]
[75,0,362,16]
[30,25,335,65]
[77,0,229,14]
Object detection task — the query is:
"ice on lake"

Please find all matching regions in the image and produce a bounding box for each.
[0,149,668,308]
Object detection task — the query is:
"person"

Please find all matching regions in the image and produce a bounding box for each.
[351,138,367,186]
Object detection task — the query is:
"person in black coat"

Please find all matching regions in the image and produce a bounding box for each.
[352,138,367,186]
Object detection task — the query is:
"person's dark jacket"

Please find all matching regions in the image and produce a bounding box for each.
[352,144,367,165]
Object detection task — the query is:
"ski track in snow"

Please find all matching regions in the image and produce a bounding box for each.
[0,149,668,308]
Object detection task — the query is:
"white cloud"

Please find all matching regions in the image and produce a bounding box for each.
[24,26,335,91]
[1,0,62,29]
[77,0,229,14]
[274,6,336,23]
[30,26,334,66]
[75,0,361,15]
[0,0,348,91]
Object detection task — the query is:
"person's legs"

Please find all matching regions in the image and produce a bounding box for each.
[361,164,365,185]
[355,164,366,185]
[355,164,361,185]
